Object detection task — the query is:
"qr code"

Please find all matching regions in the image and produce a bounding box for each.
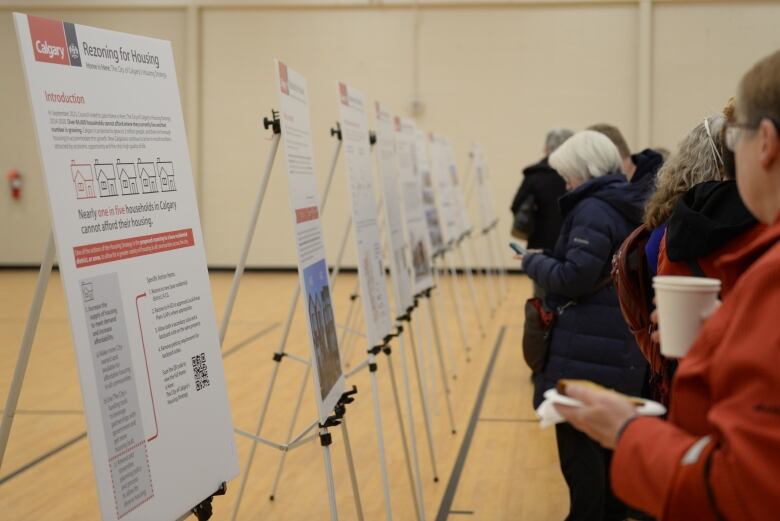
[192,352,210,391]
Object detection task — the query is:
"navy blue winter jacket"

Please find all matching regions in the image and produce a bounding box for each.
[522,174,648,407]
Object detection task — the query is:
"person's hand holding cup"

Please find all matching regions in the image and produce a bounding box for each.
[652,276,721,358]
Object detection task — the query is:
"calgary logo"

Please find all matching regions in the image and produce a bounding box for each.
[35,40,64,60]
[27,15,81,67]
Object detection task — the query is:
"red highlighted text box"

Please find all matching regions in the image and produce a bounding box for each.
[74,229,195,268]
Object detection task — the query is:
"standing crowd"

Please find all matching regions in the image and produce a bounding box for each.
[510,49,780,521]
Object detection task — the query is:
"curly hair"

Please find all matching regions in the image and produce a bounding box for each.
[643,113,728,228]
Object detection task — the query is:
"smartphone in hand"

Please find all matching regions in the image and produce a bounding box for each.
[509,241,528,256]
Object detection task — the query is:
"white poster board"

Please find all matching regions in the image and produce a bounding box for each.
[472,144,498,232]
[414,130,446,257]
[429,133,461,245]
[443,139,473,237]
[275,61,345,422]
[14,13,238,520]
[337,83,393,346]
[374,102,414,317]
[395,118,434,295]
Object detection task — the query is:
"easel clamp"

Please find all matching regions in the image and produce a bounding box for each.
[190,482,227,521]
[318,386,359,446]
[263,110,281,134]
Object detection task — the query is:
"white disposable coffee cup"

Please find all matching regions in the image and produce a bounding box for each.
[652,276,721,358]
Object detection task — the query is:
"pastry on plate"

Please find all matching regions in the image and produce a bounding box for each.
[555,379,646,407]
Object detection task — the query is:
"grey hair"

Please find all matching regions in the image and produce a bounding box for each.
[644,113,727,228]
[545,128,575,154]
[549,130,622,185]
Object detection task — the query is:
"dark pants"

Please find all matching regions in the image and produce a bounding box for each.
[555,422,628,521]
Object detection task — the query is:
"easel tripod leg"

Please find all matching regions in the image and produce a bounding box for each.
[230,285,300,521]
[431,264,457,379]
[445,253,471,361]
[269,363,311,500]
[320,430,340,521]
[416,305,436,416]
[368,353,394,521]
[339,417,365,521]
[457,243,485,338]
[0,232,55,466]
[219,132,281,345]
[483,231,501,306]
[426,298,456,434]
[489,228,508,297]
[385,352,424,521]
[407,321,439,482]
[470,234,496,316]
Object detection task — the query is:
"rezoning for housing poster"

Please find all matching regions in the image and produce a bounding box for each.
[414,129,446,256]
[14,13,238,521]
[395,118,434,295]
[337,83,393,347]
[275,60,345,422]
[429,133,462,245]
[472,144,499,232]
[374,103,414,317]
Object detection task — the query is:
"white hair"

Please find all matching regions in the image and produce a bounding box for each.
[549,130,622,185]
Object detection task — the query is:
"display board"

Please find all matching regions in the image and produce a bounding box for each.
[443,138,472,237]
[395,118,434,295]
[14,13,238,520]
[414,129,446,257]
[374,102,414,317]
[337,83,393,347]
[275,60,345,422]
[429,133,461,245]
[472,144,498,231]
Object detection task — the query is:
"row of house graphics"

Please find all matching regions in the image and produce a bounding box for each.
[70,158,177,200]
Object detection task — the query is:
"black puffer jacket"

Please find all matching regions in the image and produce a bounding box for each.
[523,174,648,407]
[510,157,567,250]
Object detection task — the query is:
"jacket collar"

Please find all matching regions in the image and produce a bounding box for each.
[558,173,626,216]
[630,148,664,185]
[522,156,553,176]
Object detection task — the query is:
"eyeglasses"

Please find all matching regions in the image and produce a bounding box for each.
[725,117,780,151]
[725,123,754,152]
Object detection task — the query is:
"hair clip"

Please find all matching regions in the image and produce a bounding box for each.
[704,117,724,167]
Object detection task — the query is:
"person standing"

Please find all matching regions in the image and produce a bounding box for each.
[556,49,780,521]
[510,128,573,250]
[588,123,664,202]
[518,130,648,520]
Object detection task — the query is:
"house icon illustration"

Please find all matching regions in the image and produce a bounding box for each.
[70,161,96,200]
[94,161,118,198]
[155,158,176,192]
[137,159,159,194]
[116,160,139,195]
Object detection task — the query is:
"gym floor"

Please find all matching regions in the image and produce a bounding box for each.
[0,269,567,520]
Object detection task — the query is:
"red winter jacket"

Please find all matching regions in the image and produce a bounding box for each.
[611,217,780,520]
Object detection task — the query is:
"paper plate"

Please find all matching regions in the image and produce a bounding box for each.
[543,389,666,416]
